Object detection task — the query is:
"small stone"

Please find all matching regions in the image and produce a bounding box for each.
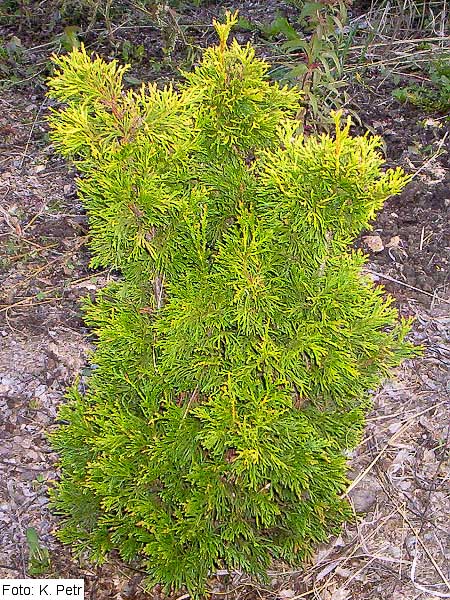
[387,422,402,434]
[334,567,351,578]
[348,475,383,512]
[278,590,296,599]
[363,235,384,253]
[35,165,46,173]
[63,184,74,196]
[35,384,47,397]
[1,376,15,387]
[387,235,401,248]
[397,479,411,491]
[423,117,442,128]
[331,589,350,600]
[13,437,31,449]
[422,448,436,463]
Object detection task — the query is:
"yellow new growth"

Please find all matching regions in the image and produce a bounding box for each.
[213,10,239,54]
[333,110,352,175]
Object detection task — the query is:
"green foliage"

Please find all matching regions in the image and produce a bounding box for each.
[0,0,202,68]
[47,11,416,595]
[266,1,354,131]
[393,55,450,115]
[58,26,82,52]
[1,0,109,29]
[0,34,25,80]
[26,527,51,575]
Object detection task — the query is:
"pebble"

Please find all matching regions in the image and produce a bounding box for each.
[348,475,383,512]
[35,384,47,397]
[363,234,384,253]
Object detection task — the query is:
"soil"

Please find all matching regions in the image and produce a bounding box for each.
[353,78,450,306]
[0,4,449,600]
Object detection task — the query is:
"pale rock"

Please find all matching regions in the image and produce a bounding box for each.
[334,567,351,578]
[387,235,401,248]
[423,117,442,128]
[363,235,384,253]
[331,589,350,600]
[35,384,47,397]
[1,376,15,388]
[397,479,411,491]
[387,421,403,434]
[392,448,413,465]
[278,589,296,599]
[348,475,383,512]
[422,448,437,464]
[13,436,31,449]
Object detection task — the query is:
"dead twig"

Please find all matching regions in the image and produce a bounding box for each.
[0,271,108,314]
[19,100,46,170]
[394,506,450,594]
[344,400,449,496]
[366,269,450,304]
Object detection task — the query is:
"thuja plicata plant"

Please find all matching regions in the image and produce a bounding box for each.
[47,11,416,594]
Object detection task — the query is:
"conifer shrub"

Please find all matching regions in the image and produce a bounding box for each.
[47,12,416,594]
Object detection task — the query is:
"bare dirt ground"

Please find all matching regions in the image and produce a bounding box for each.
[0,6,449,598]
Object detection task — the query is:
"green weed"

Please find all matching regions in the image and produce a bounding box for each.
[393,55,450,115]
[26,527,51,576]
